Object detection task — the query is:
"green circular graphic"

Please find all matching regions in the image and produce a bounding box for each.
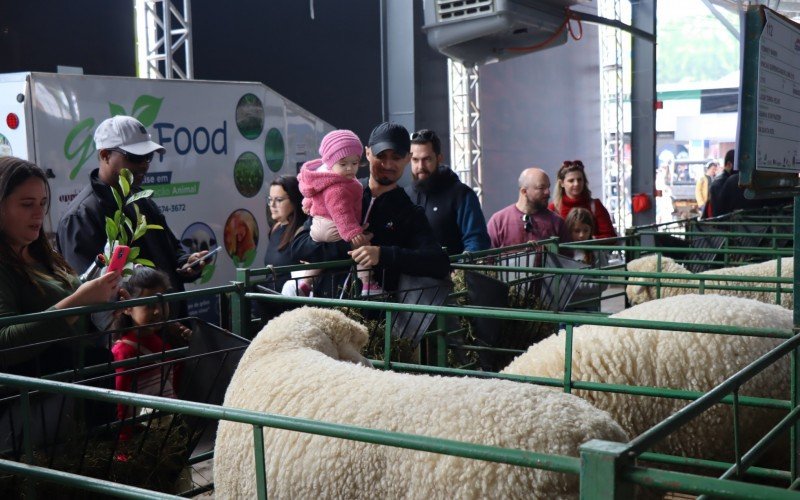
[224,209,260,268]
[235,93,265,140]
[264,128,285,172]
[233,152,264,198]
[0,134,12,157]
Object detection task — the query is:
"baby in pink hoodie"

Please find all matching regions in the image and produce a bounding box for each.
[296,129,380,296]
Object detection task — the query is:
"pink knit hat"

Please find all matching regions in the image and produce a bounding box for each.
[319,129,363,168]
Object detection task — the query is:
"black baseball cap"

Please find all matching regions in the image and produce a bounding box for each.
[367,122,410,156]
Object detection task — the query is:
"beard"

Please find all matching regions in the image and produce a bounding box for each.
[375,175,395,186]
[531,198,549,211]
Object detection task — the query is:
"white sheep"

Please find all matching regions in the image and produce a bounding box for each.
[214,306,627,499]
[503,294,790,465]
[626,255,793,308]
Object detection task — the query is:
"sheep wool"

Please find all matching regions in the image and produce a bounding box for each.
[626,255,793,308]
[503,294,791,465]
[214,307,628,499]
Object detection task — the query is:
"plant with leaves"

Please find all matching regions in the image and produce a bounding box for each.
[104,168,163,274]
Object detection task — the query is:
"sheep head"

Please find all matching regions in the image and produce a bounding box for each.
[625,255,686,304]
[253,307,372,367]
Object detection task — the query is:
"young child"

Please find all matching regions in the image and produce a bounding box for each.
[111,266,180,439]
[564,208,608,311]
[296,129,380,296]
[565,207,597,265]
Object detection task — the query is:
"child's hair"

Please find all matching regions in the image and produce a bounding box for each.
[111,266,172,335]
[565,207,596,264]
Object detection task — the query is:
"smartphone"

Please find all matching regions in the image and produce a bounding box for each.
[106,245,131,274]
[188,246,220,268]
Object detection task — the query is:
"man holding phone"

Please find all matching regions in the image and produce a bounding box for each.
[57,116,208,300]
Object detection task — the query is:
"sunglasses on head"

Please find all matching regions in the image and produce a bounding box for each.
[411,130,436,141]
[561,160,585,171]
[109,148,155,164]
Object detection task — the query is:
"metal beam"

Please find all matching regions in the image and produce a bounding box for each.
[700,0,739,39]
[630,0,657,226]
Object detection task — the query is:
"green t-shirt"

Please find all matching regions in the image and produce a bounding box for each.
[0,262,81,366]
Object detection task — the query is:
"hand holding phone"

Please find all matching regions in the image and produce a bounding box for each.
[105,245,130,274]
[187,246,220,269]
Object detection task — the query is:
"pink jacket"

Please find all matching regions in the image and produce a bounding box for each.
[298,159,364,241]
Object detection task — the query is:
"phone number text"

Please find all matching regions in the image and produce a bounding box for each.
[158,204,186,213]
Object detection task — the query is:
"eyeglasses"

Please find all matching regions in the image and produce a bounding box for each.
[110,148,154,164]
[521,214,534,233]
[268,196,287,206]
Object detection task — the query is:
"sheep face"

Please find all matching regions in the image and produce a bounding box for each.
[252,307,371,366]
[625,255,683,304]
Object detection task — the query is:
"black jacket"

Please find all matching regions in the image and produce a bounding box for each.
[292,181,450,293]
[708,169,732,217]
[56,169,192,292]
[404,165,490,255]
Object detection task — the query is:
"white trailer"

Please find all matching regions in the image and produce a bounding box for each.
[0,72,333,323]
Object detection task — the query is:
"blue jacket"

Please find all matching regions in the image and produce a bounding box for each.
[404,165,490,255]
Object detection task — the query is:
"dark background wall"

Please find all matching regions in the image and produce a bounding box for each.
[0,1,136,77]
[0,0,391,143]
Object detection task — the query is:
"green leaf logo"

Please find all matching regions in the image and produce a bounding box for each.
[109,102,127,117]
[64,118,96,180]
[132,95,163,126]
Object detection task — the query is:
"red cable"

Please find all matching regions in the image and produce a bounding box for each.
[507,7,583,53]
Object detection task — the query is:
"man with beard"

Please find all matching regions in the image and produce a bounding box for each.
[404,129,490,255]
[487,167,571,248]
[292,122,450,295]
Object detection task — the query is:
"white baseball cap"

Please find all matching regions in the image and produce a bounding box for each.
[94,115,166,155]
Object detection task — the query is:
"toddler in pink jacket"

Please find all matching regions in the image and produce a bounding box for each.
[296,129,379,295]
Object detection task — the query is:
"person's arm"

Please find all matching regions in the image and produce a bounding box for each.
[592,200,618,239]
[487,214,502,248]
[291,218,351,264]
[377,207,450,279]
[322,183,364,242]
[57,212,103,275]
[112,342,136,421]
[456,190,491,252]
[0,270,75,350]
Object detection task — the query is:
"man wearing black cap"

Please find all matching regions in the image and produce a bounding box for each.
[293,122,450,295]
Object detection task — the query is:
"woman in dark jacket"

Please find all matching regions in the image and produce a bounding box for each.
[263,176,307,292]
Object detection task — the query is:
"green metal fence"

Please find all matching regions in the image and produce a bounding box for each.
[0,291,797,498]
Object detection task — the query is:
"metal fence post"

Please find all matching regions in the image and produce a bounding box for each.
[579,440,633,499]
[232,268,251,339]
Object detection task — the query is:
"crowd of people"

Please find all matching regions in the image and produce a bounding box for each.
[0,115,622,424]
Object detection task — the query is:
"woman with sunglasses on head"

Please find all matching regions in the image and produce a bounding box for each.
[549,160,617,239]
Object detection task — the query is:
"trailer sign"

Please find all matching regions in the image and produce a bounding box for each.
[0,72,333,323]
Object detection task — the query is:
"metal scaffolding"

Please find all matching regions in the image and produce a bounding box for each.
[135,0,194,79]
[448,59,483,203]
[598,0,630,231]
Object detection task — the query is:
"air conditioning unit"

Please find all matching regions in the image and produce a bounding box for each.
[422,0,587,66]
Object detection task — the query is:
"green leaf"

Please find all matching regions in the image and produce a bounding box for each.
[146,224,164,231]
[111,186,123,210]
[105,217,118,242]
[128,247,141,260]
[126,190,153,205]
[124,218,134,241]
[133,203,141,223]
[108,103,127,117]
[134,258,156,268]
[119,175,130,198]
[200,264,215,284]
[131,95,163,127]
[118,229,128,246]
